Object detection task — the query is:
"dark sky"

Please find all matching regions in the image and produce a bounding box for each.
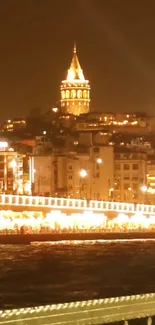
[0,0,155,121]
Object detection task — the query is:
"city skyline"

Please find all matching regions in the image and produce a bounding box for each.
[0,1,155,121]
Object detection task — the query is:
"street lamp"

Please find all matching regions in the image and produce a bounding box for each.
[79,169,88,199]
[9,159,17,169]
[141,185,147,193]
[140,185,148,204]
[9,159,17,192]
[96,158,102,164]
[79,169,87,178]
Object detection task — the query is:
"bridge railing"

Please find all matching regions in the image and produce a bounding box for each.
[0,293,155,325]
[0,194,155,215]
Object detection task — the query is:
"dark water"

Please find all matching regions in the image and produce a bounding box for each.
[0,239,155,308]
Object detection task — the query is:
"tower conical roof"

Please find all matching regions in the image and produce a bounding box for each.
[66,44,85,81]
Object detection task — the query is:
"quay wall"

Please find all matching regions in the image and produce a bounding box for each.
[0,232,155,244]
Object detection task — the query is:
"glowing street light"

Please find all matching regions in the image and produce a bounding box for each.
[9,159,17,169]
[141,185,147,193]
[96,158,102,164]
[79,169,87,178]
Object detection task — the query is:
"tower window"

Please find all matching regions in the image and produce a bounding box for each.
[83,90,87,99]
[77,90,82,98]
[66,90,70,99]
[61,91,65,99]
[71,89,76,98]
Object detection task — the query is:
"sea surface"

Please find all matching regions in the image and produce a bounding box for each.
[0,239,155,309]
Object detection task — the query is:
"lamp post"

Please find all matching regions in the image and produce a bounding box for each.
[96,158,102,164]
[79,169,87,178]
[78,157,103,200]
[79,169,88,199]
[140,185,147,204]
[9,159,17,193]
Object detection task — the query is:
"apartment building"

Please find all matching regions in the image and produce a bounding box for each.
[29,144,114,200]
[67,146,114,200]
[0,141,23,194]
[114,151,147,203]
[29,154,67,196]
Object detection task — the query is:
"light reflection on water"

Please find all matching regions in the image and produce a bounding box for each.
[32,238,155,245]
[0,239,155,308]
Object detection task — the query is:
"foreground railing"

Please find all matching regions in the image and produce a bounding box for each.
[0,194,155,215]
[0,293,155,325]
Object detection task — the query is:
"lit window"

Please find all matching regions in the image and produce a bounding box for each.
[66,90,70,99]
[83,90,87,99]
[61,91,65,99]
[71,90,76,98]
[77,90,82,98]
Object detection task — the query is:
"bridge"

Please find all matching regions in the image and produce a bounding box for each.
[0,293,155,325]
[0,194,155,216]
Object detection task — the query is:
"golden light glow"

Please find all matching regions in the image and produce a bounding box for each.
[0,141,8,149]
[141,185,147,193]
[1,210,155,234]
[66,45,85,82]
[79,169,87,178]
[1,194,155,215]
[96,158,102,164]
[9,159,17,169]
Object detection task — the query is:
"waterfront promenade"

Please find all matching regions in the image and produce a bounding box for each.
[0,194,154,215]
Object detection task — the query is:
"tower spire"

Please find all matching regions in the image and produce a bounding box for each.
[73,42,76,53]
[66,43,85,81]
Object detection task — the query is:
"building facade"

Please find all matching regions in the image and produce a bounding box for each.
[67,146,114,200]
[60,44,90,115]
[114,152,147,203]
[29,154,67,196]
[29,145,114,200]
[0,141,23,194]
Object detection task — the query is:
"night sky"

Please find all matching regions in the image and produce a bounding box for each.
[0,0,155,121]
